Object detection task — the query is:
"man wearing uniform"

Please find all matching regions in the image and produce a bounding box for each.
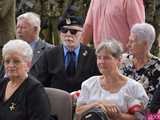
[30,14,100,92]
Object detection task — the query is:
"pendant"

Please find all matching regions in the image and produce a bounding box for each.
[9,102,16,112]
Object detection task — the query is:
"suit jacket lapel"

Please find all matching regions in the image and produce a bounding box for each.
[32,40,45,67]
[59,45,66,74]
[76,44,89,75]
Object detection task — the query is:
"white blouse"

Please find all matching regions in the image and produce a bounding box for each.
[77,76,149,113]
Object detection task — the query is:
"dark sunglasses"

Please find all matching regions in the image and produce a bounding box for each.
[60,27,81,35]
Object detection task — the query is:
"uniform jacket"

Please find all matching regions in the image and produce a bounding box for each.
[30,44,100,92]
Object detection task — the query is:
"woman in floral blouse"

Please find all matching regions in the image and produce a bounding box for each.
[120,23,160,104]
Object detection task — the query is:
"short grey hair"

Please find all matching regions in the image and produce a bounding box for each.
[131,23,155,50]
[2,39,33,62]
[96,39,123,59]
[17,12,41,35]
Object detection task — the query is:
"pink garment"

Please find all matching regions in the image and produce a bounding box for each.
[82,0,145,50]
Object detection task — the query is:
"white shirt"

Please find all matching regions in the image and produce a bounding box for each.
[77,76,149,113]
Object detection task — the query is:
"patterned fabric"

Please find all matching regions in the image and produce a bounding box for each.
[120,53,160,102]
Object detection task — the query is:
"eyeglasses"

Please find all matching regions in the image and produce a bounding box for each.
[60,27,81,35]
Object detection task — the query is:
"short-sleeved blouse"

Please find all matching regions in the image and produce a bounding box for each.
[77,76,148,113]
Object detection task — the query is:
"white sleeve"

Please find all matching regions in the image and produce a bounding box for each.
[130,82,149,107]
[77,82,90,106]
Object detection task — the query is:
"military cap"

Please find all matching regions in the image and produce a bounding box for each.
[58,16,84,30]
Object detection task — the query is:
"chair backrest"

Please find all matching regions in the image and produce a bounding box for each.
[45,87,72,120]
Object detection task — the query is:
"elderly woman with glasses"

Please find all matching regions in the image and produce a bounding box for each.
[120,23,160,107]
[76,40,148,120]
[0,39,55,120]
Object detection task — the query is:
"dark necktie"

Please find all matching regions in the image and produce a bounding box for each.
[66,51,76,77]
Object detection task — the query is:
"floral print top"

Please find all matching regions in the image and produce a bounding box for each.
[120,53,160,102]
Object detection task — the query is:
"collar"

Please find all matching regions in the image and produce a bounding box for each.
[30,39,38,50]
[63,45,80,58]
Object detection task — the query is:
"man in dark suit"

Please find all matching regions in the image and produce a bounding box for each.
[16,12,53,67]
[30,15,100,92]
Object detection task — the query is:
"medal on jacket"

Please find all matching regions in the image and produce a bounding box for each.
[9,102,16,112]
[83,50,88,56]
